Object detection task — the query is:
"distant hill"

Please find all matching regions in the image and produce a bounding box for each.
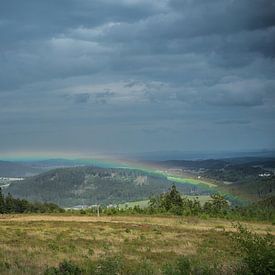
[3,157,275,206]
[156,157,275,201]
[157,157,275,170]
[130,150,275,161]
[0,161,45,177]
[0,158,112,177]
[5,167,210,207]
[158,159,228,169]
[0,158,130,178]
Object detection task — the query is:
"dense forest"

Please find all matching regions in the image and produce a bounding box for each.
[0,188,63,213]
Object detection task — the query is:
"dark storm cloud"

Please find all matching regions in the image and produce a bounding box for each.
[169,0,275,33]
[0,0,160,45]
[0,0,274,154]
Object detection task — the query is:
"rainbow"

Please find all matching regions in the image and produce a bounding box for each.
[0,151,247,205]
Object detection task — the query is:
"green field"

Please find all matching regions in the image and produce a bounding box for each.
[119,200,150,208]
[119,195,212,209]
[167,176,217,188]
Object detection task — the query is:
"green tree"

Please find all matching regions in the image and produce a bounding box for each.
[5,193,15,213]
[166,184,183,208]
[204,193,229,215]
[149,185,184,214]
[211,194,229,213]
[0,188,5,213]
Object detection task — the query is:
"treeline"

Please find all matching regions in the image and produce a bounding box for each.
[0,188,64,214]
[90,185,275,222]
[204,164,265,182]
[147,185,274,221]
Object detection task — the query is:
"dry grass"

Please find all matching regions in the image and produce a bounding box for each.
[0,214,274,274]
[2,214,274,234]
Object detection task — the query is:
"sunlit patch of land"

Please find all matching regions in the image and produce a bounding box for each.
[166,176,217,188]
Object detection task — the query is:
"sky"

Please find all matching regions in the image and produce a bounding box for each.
[0,0,275,157]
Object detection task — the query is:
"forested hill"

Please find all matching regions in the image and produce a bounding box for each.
[5,167,208,207]
[157,157,275,200]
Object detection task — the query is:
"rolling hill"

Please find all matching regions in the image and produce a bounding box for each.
[5,166,211,207]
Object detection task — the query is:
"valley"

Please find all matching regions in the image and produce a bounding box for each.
[2,157,274,208]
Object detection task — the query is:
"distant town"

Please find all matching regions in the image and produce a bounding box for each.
[0,177,24,188]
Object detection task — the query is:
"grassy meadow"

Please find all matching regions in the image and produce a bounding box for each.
[0,214,274,274]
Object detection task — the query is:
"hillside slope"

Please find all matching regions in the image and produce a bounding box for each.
[5,167,210,207]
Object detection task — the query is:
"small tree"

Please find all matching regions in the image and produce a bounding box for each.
[0,188,5,214]
[163,185,183,215]
[211,194,229,213]
[204,193,229,215]
[5,193,15,213]
[167,184,183,208]
[149,185,183,214]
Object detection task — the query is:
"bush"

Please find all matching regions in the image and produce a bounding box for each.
[232,223,275,274]
[96,256,122,275]
[132,259,157,275]
[162,256,191,275]
[44,260,82,275]
[176,256,192,274]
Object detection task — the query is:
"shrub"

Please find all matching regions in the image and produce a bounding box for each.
[132,259,157,275]
[96,256,122,275]
[231,223,275,274]
[44,260,82,275]
[162,256,191,275]
[176,256,192,274]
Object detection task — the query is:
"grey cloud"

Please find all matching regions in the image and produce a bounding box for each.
[215,120,251,125]
[70,90,115,105]
[207,91,264,107]
[94,91,115,104]
[169,0,275,34]
[124,81,140,88]
[204,79,272,107]
[74,93,90,104]
[0,0,161,46]
[142,127,181,135]
[0,0,274,153]
[95,91,115,98]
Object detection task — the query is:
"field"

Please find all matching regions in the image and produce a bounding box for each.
[166,176,217,188]
[118,195,212,208]
[0,214,274,274]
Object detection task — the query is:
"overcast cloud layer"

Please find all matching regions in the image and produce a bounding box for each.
[0,0,275,156]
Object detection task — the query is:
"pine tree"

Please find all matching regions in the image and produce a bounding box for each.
[163,184,183,211]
